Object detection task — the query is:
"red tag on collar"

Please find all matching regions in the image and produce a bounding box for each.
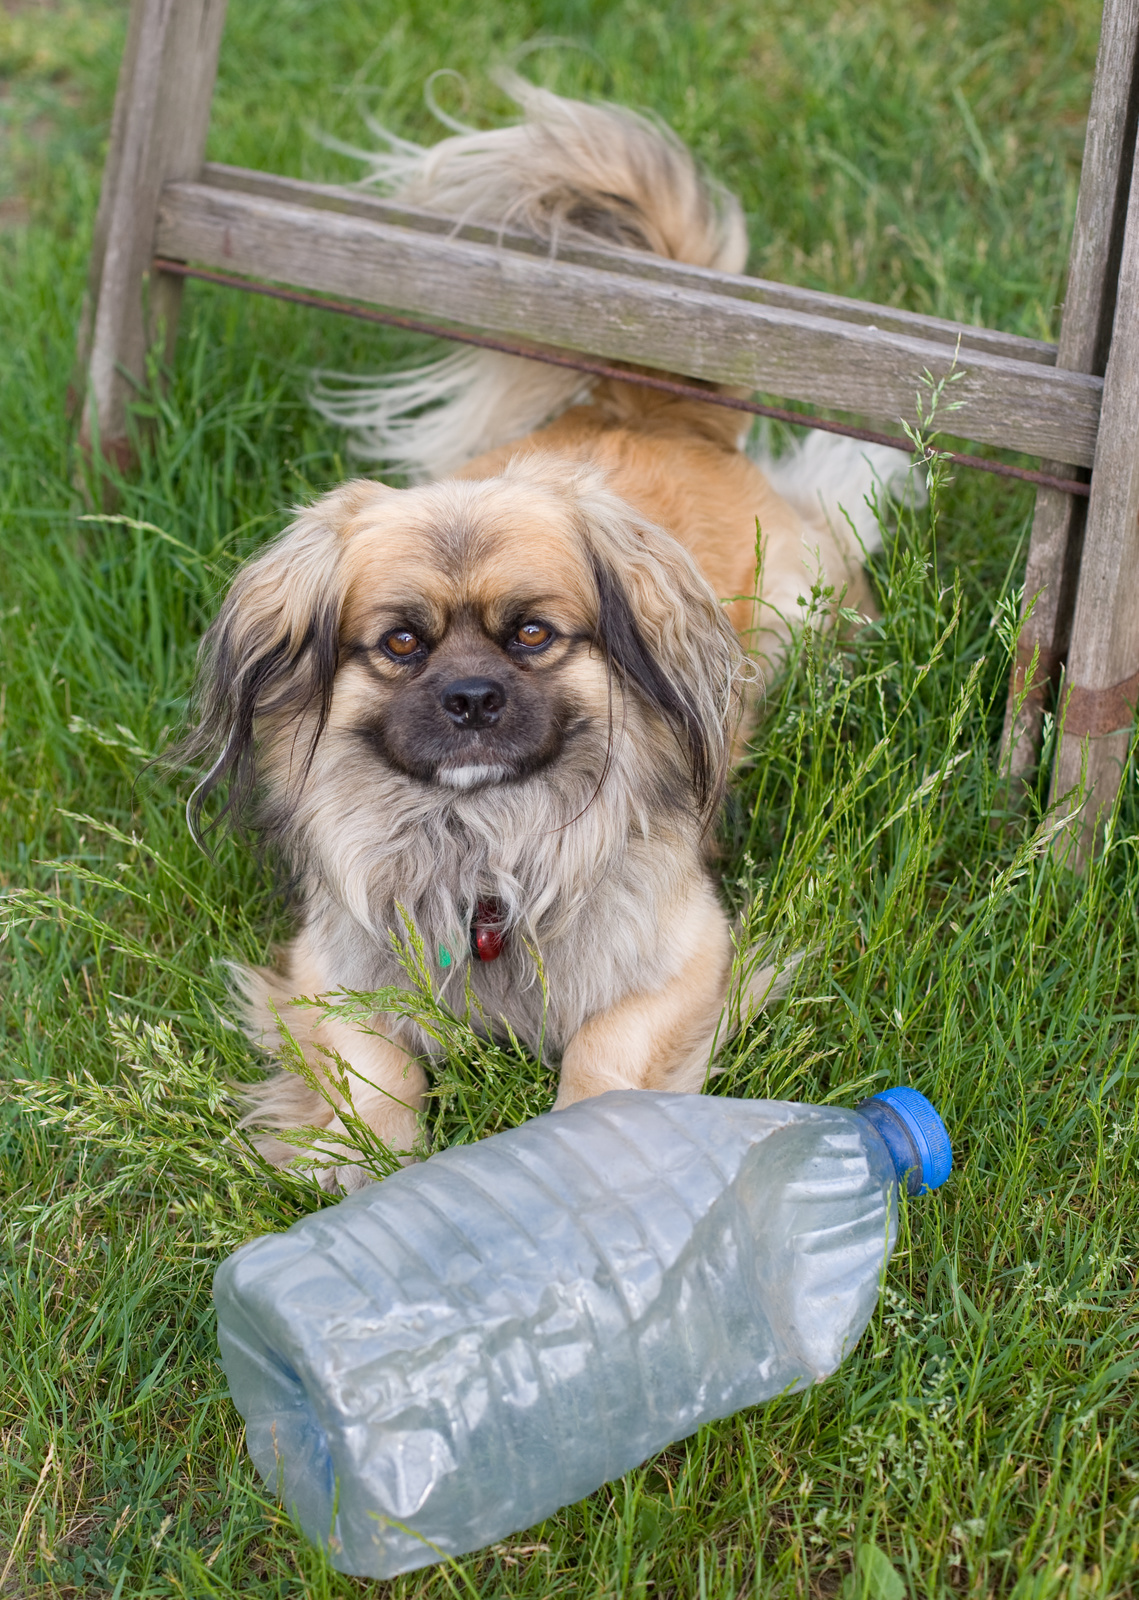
[472,899,506,961]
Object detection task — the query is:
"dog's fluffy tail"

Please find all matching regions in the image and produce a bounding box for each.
[751,428,928,561]
[312,73,747,479]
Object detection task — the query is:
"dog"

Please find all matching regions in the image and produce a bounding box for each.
[182,78,917,1191]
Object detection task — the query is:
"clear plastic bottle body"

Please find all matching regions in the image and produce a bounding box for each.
[215,1091,901,1579]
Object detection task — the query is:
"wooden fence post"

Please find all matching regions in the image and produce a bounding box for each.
[1048,133,1139,862]
[1000,0,1139,789]
[74,0,228,469]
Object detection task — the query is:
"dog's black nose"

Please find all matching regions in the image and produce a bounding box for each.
[440,677,506,728]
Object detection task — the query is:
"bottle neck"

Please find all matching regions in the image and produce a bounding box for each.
[854,1098,924,1196]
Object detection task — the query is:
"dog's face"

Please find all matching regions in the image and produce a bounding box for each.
[184,457,740,842]
[334,483,604,793]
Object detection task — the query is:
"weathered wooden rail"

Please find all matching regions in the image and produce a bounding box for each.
[154,167,1100,467]
[75,0,1139,864]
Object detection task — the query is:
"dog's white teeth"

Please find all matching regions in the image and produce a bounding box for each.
[437,764,510,789]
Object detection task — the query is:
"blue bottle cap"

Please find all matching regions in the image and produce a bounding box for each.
[855,1087,952,1195]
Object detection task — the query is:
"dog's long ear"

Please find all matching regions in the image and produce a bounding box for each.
[180,479,384,841]
[576,481,742,820]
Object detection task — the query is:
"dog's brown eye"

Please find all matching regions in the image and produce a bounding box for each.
[514,622,553,649]
[383,630,422,658]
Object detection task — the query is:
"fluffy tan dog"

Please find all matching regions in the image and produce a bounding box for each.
[184,80,915,1190]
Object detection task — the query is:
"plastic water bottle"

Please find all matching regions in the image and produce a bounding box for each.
[214,1087,951,1579]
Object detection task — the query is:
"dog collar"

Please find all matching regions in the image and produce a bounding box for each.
[438,899,506,969]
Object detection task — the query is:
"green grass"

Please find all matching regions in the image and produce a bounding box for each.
[2,0,1138,1595]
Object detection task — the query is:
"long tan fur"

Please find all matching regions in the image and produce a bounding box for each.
[184,80,918,1190]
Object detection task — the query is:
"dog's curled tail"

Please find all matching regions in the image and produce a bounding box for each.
[311,73,747,479]
[751,429,929,561]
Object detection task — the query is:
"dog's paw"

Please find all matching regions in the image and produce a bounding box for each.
[315,1160,377,1195]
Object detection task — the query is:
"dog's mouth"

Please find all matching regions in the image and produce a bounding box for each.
[354,691,589,794]
[435,762,512,790]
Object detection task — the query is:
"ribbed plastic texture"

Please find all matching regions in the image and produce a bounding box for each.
[214,1091,909,1578]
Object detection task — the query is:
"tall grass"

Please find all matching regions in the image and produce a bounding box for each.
[3,1,1137,1595]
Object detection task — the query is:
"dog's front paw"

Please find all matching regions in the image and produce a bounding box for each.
[317,1161,377,1195]
[308,1112,421,1193]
